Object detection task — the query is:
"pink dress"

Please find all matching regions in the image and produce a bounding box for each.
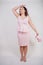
[17,16,30,46]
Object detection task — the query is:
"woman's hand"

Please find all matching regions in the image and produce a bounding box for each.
[35,32,42,42]
[20,4,25,8]
[35,32,39,37]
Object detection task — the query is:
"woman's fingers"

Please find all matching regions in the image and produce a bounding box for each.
[35,34,42,42]
[37,37,42,42]
[20,4,25,7]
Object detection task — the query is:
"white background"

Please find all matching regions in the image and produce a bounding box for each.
[0,0,43,65]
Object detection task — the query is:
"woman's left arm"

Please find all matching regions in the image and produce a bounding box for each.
[28,16,39,36]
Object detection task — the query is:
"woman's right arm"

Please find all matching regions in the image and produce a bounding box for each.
[12,6,20,18]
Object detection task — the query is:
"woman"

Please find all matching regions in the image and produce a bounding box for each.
[12,5,39,62]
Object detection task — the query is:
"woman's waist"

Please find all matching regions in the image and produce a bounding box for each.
[17,31,28,34]
[17,28,29,33]
[18,26,29,30]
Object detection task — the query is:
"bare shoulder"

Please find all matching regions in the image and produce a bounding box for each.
[27,15,32,22]
[27,15,31,19]
[27,15,32,25]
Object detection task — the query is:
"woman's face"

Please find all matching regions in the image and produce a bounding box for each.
[19,6,25,15]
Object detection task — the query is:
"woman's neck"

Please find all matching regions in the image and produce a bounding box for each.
[21,14,26,18]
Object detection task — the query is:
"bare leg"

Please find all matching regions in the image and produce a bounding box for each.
[20,46,24,61]
[23,46,28,62]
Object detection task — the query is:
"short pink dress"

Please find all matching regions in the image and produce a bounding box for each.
[17,16,30,46]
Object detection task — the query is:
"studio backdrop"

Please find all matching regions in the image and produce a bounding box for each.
[0,0,43,65]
